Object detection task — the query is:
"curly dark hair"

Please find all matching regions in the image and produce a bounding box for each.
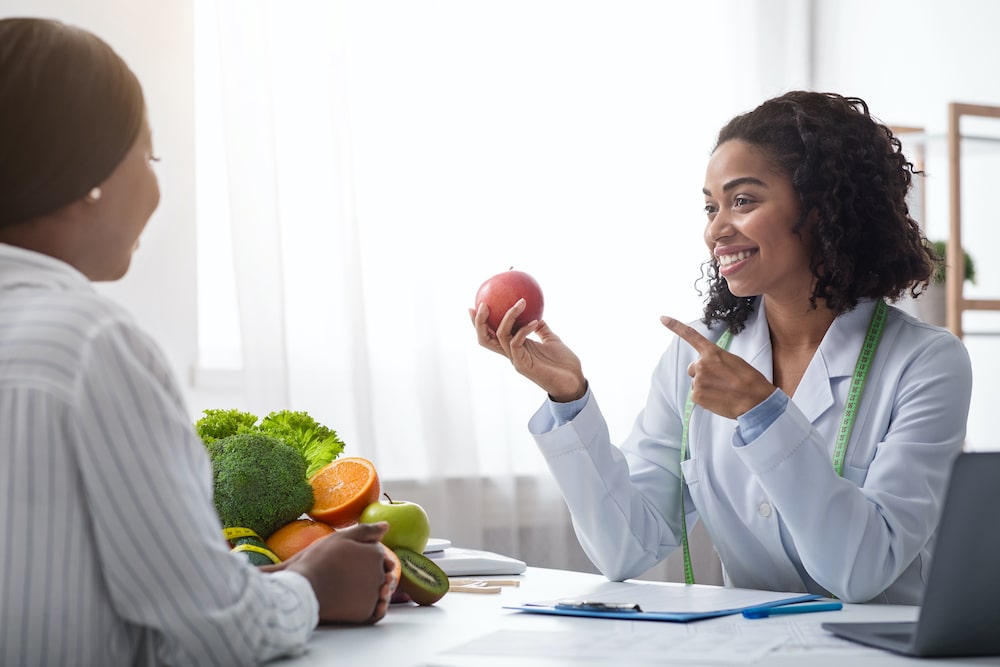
[701,91,938,333]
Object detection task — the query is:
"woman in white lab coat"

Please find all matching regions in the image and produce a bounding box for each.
[471,91,972,605]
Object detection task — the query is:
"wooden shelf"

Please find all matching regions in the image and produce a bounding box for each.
[896,105,1000,339]
[947,103,1000,338]
[962,299,1000,312]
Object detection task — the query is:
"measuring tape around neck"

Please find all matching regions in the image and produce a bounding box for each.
[677,300,888,585]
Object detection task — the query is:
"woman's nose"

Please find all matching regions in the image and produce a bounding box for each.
[705,207,734,244]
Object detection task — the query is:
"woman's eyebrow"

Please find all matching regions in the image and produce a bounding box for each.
[722,176,768,192]
[703,176,769,197]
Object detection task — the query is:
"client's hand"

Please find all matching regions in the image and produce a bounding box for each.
[267,522,394,625]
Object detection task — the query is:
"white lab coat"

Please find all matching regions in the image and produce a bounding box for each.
[529,299,972,604]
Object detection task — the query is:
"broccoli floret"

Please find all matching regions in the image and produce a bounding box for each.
[196,409,259,445]
[207,433,315,540]
[258,410,345,478]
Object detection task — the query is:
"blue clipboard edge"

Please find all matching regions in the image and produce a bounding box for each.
[504,594,822,623]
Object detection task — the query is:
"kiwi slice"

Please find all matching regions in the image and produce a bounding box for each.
[393,547,449,605]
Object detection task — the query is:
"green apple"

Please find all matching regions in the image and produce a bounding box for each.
[359,495,431,553]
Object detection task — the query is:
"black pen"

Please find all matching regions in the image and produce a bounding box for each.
[555,600,643,613]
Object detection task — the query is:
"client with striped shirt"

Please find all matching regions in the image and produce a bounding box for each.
[0,17,394,666]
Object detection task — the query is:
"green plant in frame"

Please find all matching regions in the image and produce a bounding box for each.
[930,240,976,285]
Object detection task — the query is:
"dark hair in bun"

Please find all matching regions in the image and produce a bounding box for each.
[0,18,145,226]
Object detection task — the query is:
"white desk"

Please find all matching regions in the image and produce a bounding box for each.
[278,567,1000,666]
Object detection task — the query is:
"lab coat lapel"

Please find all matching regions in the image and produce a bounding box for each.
[789,301,877,423]
[729,302,774,383]
[791,353,834,422]
[730,300,877,424]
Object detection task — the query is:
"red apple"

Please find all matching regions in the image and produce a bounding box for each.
[475,269,544,333]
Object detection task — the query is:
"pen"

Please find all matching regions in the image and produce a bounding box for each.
[555,600,643,613]
[742,601,843,619]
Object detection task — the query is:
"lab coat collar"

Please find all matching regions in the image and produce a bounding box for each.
[728,300,773,380]
[817,300,880,377]
[729,298,878,423]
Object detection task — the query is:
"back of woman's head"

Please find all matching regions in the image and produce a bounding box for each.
[703,90,936,331]
[0,18,145,227]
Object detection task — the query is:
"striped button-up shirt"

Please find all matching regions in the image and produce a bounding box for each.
[0,243,317,666]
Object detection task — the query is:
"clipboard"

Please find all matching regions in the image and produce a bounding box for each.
[504,579,822,622]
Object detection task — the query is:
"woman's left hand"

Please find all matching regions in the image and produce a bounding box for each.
[661,316,775,419]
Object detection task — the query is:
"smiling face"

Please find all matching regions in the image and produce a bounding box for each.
[702,140,814,303]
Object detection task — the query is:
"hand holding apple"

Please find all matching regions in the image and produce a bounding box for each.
[474,268,544,334]
[470,270,586,403]
[358,494,431,554]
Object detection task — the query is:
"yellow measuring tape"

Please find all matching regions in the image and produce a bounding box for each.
[223,526,260,541]
[223,527,281,564]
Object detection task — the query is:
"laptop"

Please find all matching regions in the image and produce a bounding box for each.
[822,452,1000,657]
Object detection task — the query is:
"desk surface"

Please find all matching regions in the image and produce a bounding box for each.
[277,567,1000,666]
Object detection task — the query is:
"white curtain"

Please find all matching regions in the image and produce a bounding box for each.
[196,0,812,579]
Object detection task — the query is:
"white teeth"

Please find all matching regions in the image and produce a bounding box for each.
[718,250,756,266]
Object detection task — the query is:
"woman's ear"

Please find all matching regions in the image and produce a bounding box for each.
[796,206,820,237]
[805,207,820,226]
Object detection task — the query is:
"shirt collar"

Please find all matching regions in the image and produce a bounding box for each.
[0,242,93,293]
[729,297,879,423]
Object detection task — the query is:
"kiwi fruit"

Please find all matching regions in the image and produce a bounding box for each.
[393,547,449,605]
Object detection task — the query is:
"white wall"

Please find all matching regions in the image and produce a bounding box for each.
[0,0,199,402]
[812,0,1000,130]
[812,0,1000,449]
[2,0,992,448]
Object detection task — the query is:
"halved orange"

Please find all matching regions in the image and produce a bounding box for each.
[308,456,381,528]
[265,518,335,561]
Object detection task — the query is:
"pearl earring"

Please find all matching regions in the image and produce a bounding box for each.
[87,187,102,202]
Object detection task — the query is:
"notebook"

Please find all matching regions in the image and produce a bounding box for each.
[822,451,1000,657]
[426,546,527,576]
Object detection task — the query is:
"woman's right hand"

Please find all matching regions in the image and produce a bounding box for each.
[469,299,587,403]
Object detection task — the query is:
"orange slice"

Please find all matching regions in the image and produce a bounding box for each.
[265,518,335,561]
[308,457,381,528]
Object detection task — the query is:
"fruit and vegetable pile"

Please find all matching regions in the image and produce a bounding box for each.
[194,409,449,606]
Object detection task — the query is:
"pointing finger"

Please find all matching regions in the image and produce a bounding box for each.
[660,316,716,355]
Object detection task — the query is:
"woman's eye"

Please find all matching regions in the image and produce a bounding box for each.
[704,203,718,216]
[734,196,750,207]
